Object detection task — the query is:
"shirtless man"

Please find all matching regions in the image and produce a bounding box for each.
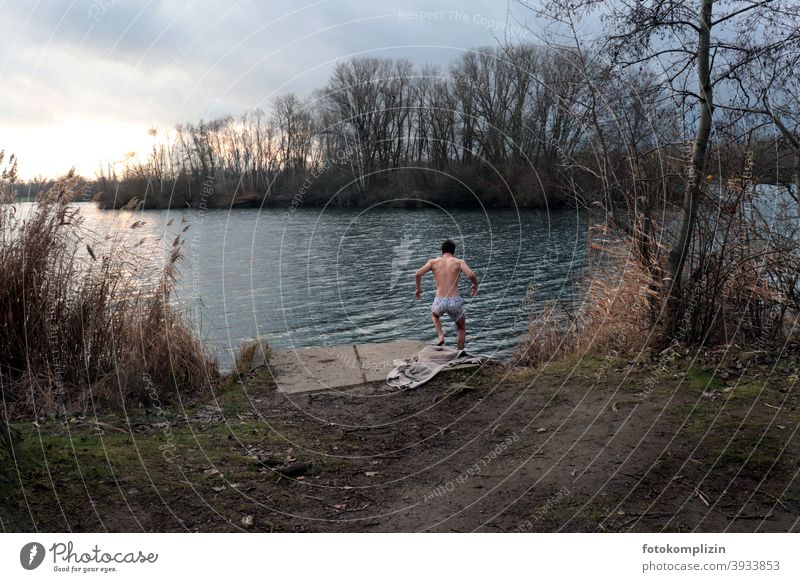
[414,239,479,350]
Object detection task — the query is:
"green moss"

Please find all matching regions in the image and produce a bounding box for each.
[726,381,768,400]
[684,366,724,393]
[551,355,610,375]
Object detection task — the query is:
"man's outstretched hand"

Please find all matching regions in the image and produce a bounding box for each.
[470,284,478,297]
[415,288,422,300]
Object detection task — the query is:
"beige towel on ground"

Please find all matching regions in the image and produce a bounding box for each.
[386,345,482,389]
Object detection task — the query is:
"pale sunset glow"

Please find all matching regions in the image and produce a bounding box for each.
[1,0,532,181]
[3,120,156,180]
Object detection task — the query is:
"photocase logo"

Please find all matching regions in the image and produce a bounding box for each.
[389,232,416,292]
[20,542,46,570]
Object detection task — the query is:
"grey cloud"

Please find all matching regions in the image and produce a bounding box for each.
[2,0,538,175]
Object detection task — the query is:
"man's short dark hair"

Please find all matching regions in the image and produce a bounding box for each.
[442,239,456,255]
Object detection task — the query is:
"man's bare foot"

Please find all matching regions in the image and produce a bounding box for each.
[436,335,445,346]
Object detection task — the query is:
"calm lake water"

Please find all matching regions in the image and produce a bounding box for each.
[32,203,591,369]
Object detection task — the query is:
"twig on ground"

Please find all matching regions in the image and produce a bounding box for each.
[749,489,789,512]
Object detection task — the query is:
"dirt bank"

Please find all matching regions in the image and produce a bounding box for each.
[2,349,799,532]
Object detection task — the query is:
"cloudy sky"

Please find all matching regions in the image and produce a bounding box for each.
[0,0,551,180]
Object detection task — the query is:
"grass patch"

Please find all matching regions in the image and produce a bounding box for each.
[684,366,724,393]
[727,381,768,400]
[0,399,326,530]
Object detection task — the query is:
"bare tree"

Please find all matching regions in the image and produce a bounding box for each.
[273,94,314,173]
[522,0,800,337]
[736,48,800,201]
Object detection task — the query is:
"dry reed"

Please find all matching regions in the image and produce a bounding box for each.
[0,170,218,419]
[514,225,659,366]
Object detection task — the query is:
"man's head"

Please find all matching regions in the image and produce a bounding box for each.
[441,239,456,255]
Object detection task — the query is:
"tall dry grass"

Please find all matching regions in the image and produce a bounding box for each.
[514,225,658,367]
[0,169,218,419]
[516,178,800,366]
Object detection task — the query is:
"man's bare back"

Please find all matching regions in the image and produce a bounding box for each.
[414,239,478,349]
[428,255,468,297]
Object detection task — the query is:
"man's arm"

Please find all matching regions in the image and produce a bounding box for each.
[461,260,479,297]
[415,260,432,299]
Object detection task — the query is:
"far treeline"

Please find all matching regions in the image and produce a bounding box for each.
[72,42,797,211]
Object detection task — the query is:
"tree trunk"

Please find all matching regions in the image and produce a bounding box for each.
[665,0,714,337]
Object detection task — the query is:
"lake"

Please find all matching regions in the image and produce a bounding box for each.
[29,203,591,369]
[13,184,797,371]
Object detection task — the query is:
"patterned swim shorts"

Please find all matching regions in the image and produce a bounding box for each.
[431,295,465,322]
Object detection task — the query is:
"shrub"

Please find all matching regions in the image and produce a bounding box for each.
[514,225,658,366]
[0,170,218,418]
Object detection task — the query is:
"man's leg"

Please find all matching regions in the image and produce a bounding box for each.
[456,317,466,350]
[432,313,445,345]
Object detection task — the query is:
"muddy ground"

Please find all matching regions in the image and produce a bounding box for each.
[2,348,799,532]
